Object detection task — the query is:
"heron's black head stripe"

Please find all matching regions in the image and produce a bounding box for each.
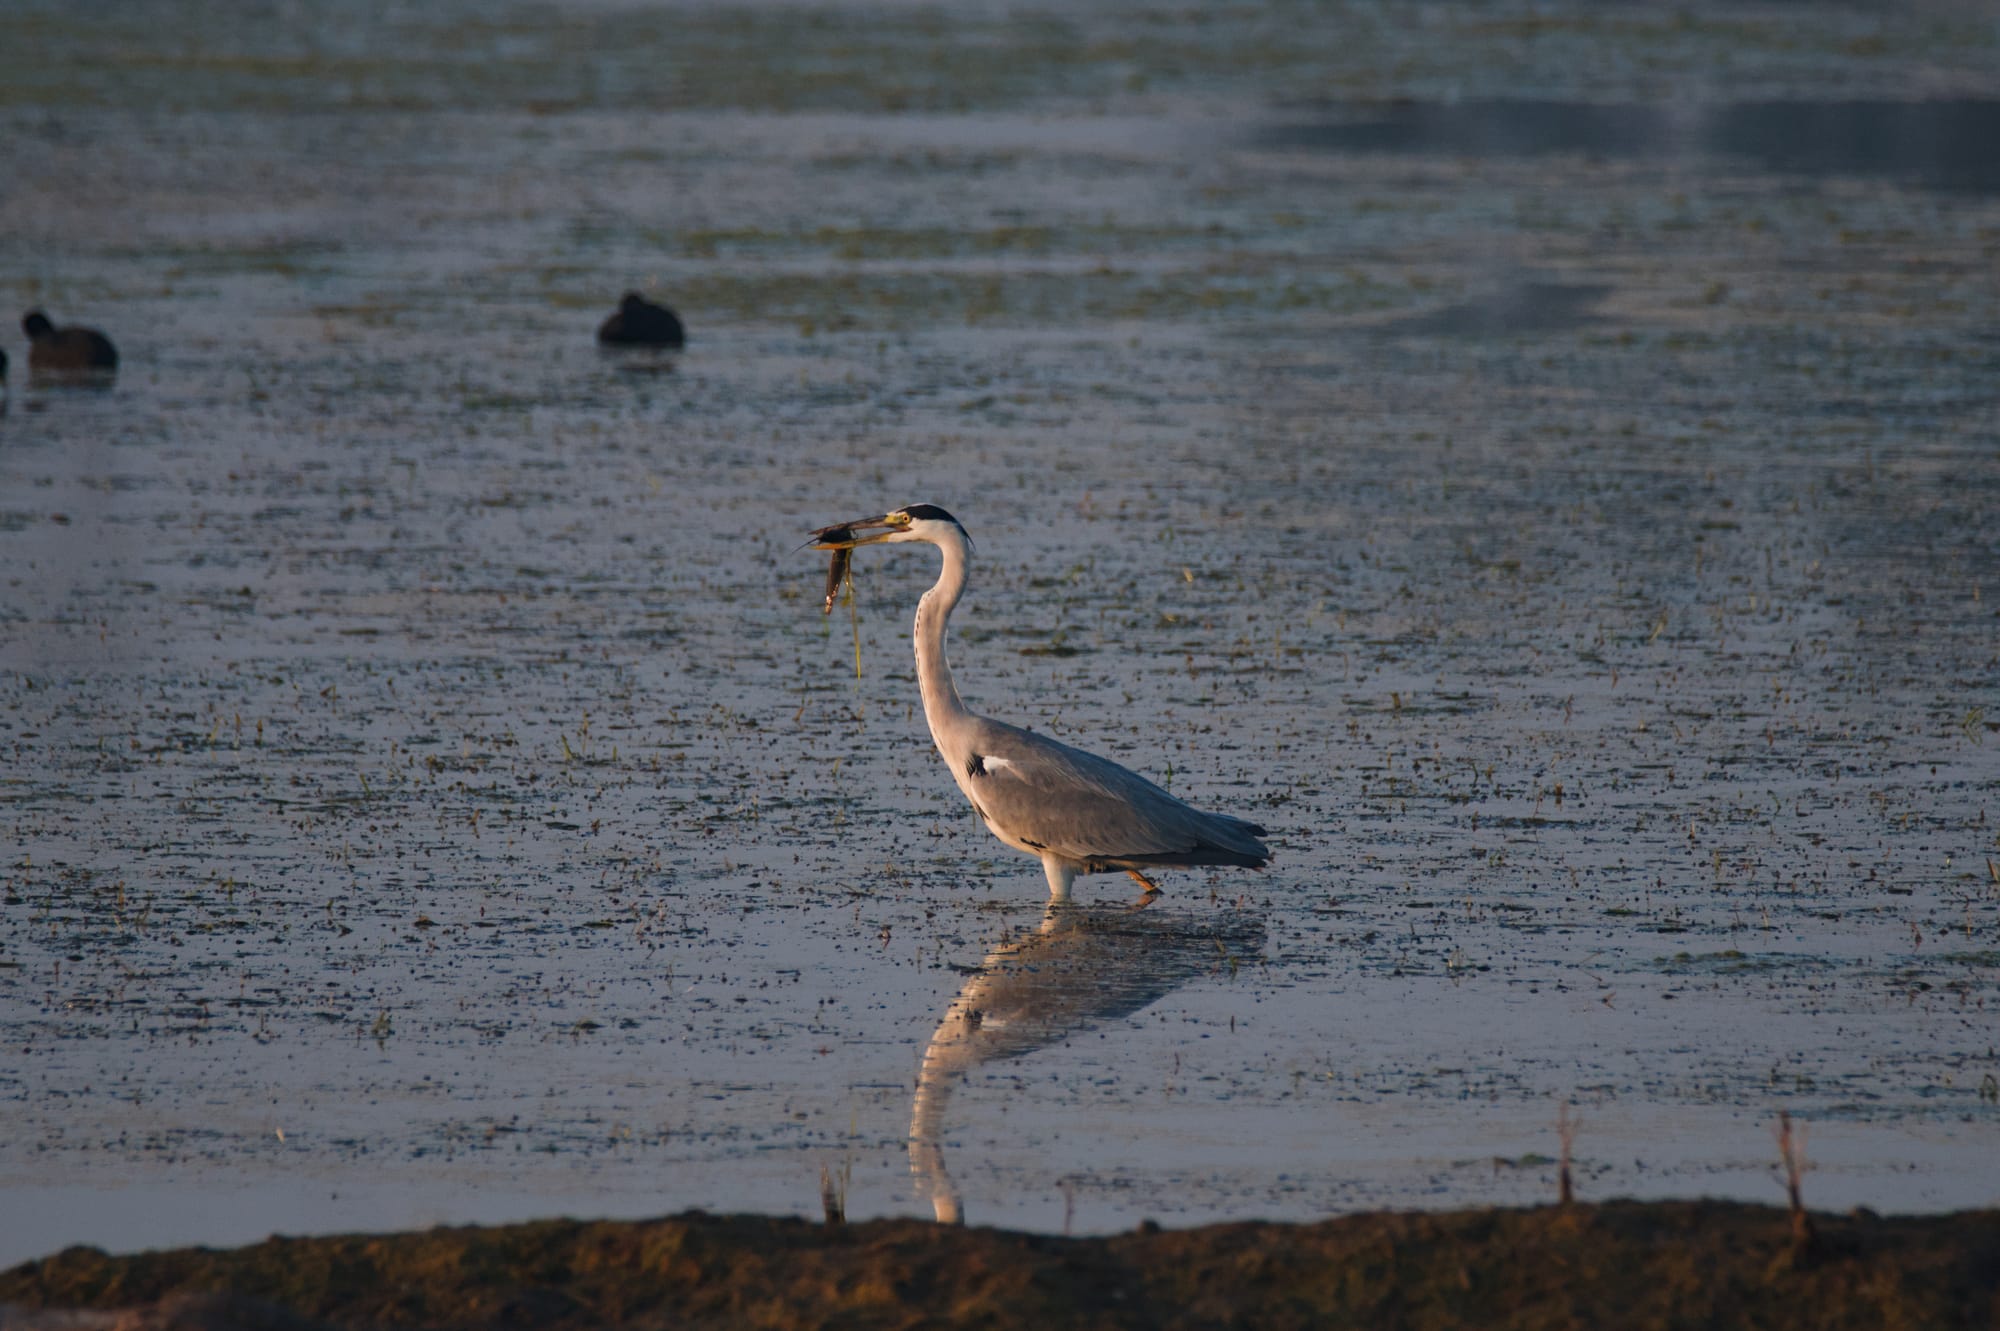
[900,503,960,524]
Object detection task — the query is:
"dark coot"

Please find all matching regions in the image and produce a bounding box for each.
[24,311,119,373]
[597,292,685,347]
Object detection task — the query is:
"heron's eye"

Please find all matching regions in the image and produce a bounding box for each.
[888,512,913,526]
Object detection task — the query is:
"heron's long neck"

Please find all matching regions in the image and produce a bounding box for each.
[913,534,973,742]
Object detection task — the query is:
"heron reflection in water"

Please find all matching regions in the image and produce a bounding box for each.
[909,901,1266,1224]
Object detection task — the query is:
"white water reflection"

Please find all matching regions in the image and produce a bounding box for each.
[910,904,1267,1225]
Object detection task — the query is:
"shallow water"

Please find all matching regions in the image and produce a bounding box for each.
[1263,98,2000,194]
[2,0,1998,1265]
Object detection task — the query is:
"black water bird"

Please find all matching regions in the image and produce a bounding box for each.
[23,311,119,374]
[596,292,685,347]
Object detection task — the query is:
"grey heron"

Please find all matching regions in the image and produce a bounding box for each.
[811,504,1271,902]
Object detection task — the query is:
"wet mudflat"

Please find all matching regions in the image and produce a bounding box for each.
[5,1204,2000,1331]
[3,0,1998,1277]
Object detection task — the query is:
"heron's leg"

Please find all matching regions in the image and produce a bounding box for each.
[1125,868,1162,895]
[1041,856,1076,904]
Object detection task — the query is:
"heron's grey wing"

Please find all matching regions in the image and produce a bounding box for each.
[963,719,1267,866]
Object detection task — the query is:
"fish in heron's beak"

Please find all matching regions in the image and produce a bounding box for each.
[821,546,851,615]
[809,514,907,614]
[808,513,907,550]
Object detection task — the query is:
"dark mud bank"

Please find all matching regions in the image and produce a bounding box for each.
[4,1202,1997,1331]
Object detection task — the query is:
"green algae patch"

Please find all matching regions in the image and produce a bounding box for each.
[4,1203,1998,1330]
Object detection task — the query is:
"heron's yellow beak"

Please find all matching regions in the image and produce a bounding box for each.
[809,513,909,549]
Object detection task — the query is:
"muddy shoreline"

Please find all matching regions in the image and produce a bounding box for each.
[5,1202,1998,1331]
